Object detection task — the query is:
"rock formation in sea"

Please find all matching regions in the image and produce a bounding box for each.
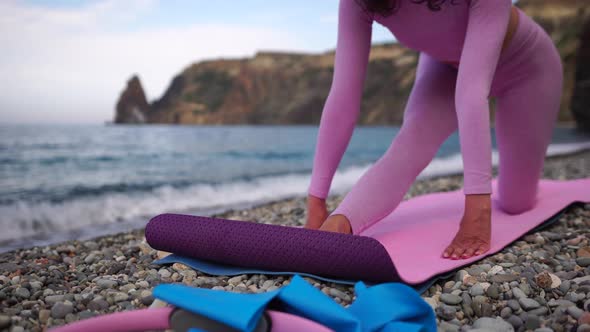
[114,0,590,131]
[114,75,150,124]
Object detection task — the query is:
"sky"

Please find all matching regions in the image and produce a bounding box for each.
[0,0,396,124]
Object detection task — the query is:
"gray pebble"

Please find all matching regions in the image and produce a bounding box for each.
[228,276,244,285]
[329,288,351,302]
[43,288,55,296]
[462,292,473,306]
[51,301,74,319]
[158,269,171,278]
[519,298,541,310]
[507,299,521,311]
[566,292,585,303]
[507,315,523,329]
[0,315,10,329]
[15,287,30,299]
[440,293,462,305]
[136,281,149,289]
[578,324,590,332]
[39,309,50,323]
[472,317,515,332]
[96,279,118,289]
[456,270,469,281]
[140,290,153,306]
[487,284,500,299]
[79,310,96,320]
[120,284,135,293]
[482,303,493,317]
[261,280,275,290]
[567,305,584,319]
[436,304,457,321]
[577,258,590,267]
[548,299,576,308]
[525,315,541,330]
[65,313,77,323]
[560,280,571,293]
[87,299,109,311]
[438,321,460,332]
[10,276,20,285]
[491,274,519,283]
[470,284,485,297]
[512,287,526,300]
[45,294,65,305]
[29,281,43,290]
[528,307,549,316]
[84,253,98,264]
[79,292,94,305]
[112,292,129,303]
[501,307,512,318]
[488,265,504,275]
[20,310,32,318]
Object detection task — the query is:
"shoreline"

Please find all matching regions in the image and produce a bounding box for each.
[0,149,588,331]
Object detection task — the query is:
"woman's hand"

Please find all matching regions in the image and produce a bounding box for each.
[305,194,329,230]
[442,194,492,259]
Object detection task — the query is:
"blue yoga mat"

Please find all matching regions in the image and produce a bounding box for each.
[154,254,451,294]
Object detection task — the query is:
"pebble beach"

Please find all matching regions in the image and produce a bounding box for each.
[0,149,589,332]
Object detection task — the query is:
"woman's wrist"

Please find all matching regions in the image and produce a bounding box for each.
[464,193,492,212]
[307,192,326,201]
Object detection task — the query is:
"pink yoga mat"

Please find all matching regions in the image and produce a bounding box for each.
[146,178,589,285]
[361,178,590,284]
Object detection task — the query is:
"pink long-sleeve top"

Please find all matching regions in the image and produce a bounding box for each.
[308,0,512,198]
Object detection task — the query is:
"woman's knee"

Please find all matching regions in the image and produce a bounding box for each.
[497,195,536,215]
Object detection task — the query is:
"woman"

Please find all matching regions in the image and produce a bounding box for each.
[305,0,563,260]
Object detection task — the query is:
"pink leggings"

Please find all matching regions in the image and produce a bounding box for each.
[330,12,564,235]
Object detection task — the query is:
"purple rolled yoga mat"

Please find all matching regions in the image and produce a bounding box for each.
[145,214,399,283]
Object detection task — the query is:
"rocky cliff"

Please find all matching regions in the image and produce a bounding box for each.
[115,45,417,125]
[569,4,590,131]
[114,0,590,130]
[517,0,590,125]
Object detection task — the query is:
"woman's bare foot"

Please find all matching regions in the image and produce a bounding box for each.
[305,194,329,229]
[442,194,492,260]
[319,214,352,234]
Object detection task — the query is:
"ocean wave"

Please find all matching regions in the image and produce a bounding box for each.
[219,150,309,160]
[0,173,318,250]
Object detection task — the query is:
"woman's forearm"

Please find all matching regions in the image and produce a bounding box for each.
[307,0,374,198]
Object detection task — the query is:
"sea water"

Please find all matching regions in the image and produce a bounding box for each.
[1,124,589,252]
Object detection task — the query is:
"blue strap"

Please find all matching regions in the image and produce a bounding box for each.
[153,275,436,332]
[348,281,436,332]
[275,275,361,331]
[153,284,279,332]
